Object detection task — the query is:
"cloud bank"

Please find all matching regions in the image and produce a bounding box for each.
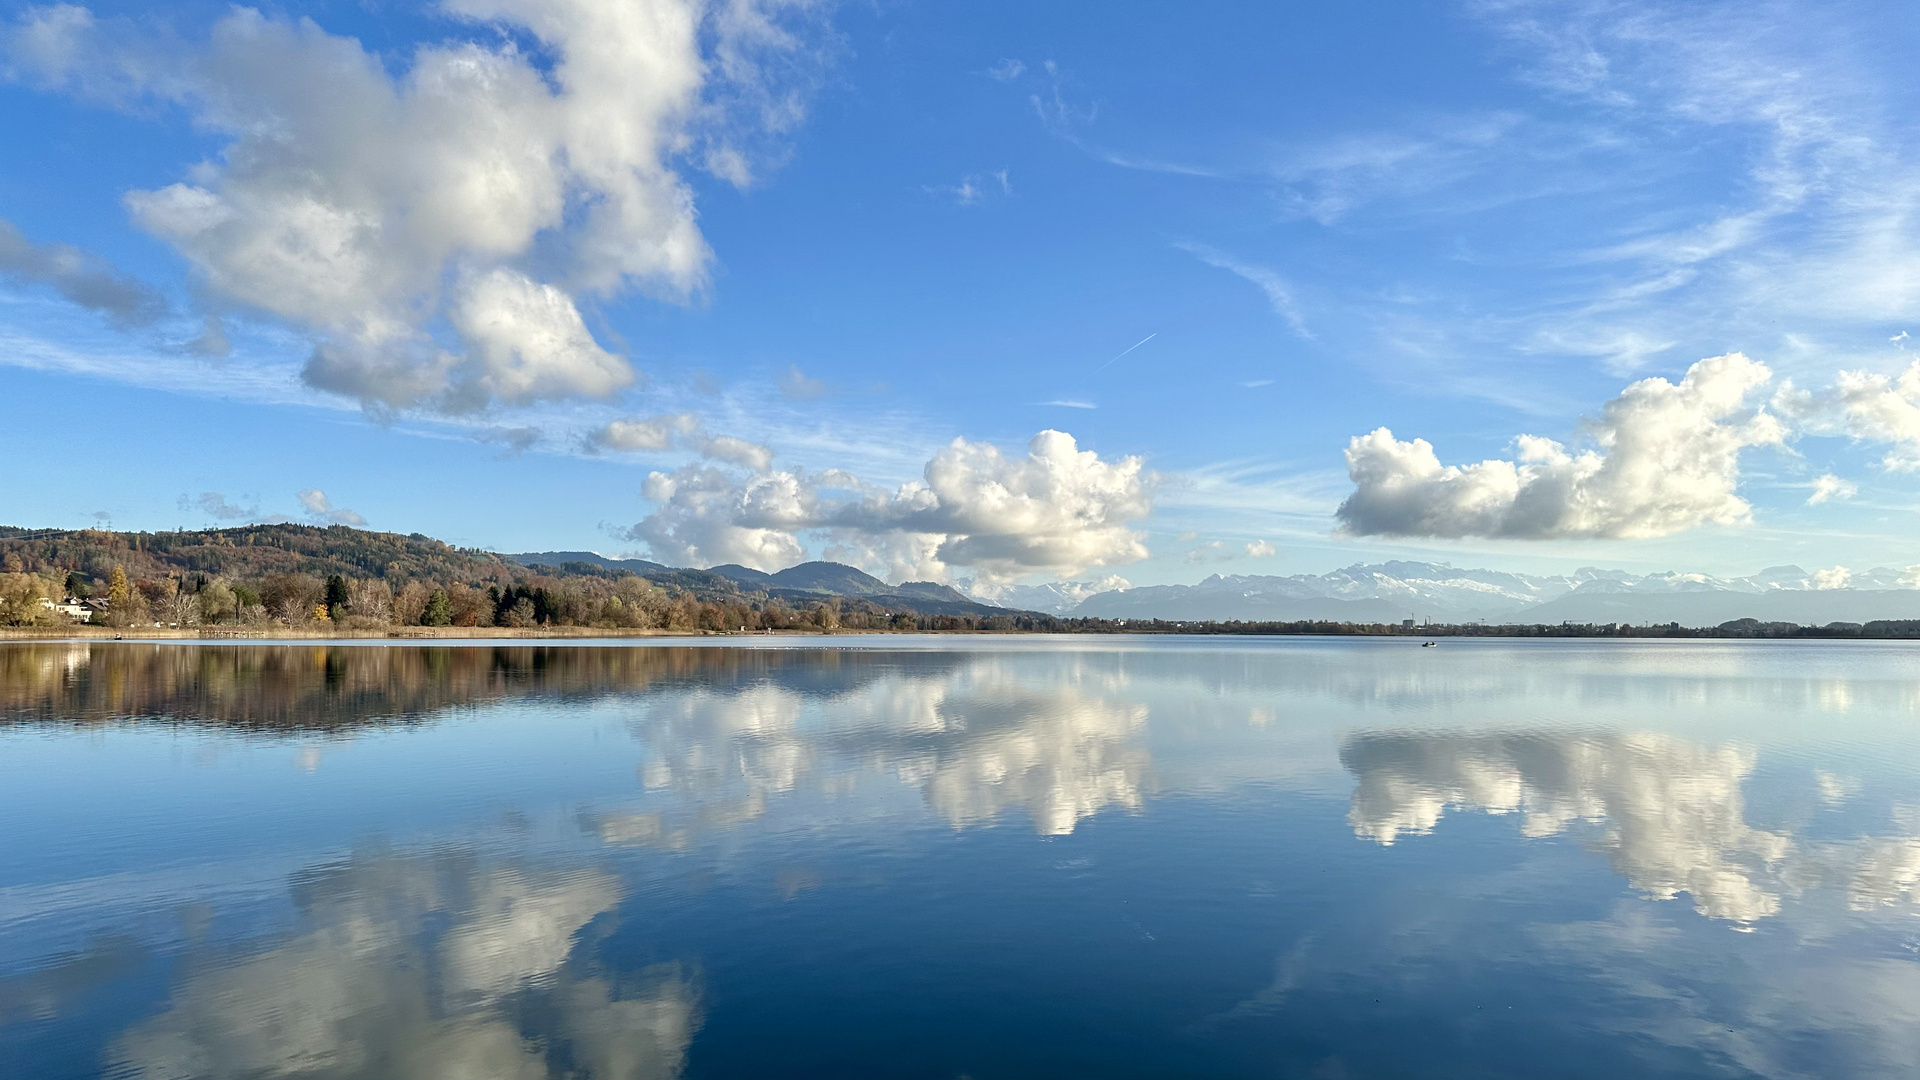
[5,0,817,413]
[626,429,1153,583]
[1337,353,1784,539]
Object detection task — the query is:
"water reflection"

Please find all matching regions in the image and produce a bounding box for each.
[108,851,694,1080]
[1342,731,1920,922]
[0,642,1153,837]
[0,643,924,732]
[6,641,1920,1079]
[616,665,1149,838]
[1848,833,1920,911]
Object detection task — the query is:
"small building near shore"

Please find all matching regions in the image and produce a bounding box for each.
[39,596,93,622]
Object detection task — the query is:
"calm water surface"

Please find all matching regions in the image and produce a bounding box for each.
[2,637,1917,1078]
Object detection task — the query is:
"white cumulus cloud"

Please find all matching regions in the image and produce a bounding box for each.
[626,429,1154,582]
[585,412,772,470]
[1337,353,1784,539]
[632,464,817,570]
[697,434,775,471]
[1811,565,1852,591]
[295,488,365,527]
[587,413,703,452]
[1806,473,1858,505]
[4,0,818,413]
[1775,361,1920,472]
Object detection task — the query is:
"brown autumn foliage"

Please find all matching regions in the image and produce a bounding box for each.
[0,525,1052,632]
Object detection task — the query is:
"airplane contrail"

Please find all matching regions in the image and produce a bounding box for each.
[1090,332,1156,375]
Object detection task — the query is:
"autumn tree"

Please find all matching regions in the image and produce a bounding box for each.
[197,578,238,623]
[261,574,323,624]
[0,574,57,626]
[102,565,145,627]
[665,593,698,631]
[447,584,491,626]
[395,582,431,625]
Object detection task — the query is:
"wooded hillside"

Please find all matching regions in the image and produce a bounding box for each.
[0,524,1029,630]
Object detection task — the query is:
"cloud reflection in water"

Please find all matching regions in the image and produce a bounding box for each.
[607,657,1150,839]
[4,641,1920,1079]
[107,852,695,1080]
[1342,731,1920,923]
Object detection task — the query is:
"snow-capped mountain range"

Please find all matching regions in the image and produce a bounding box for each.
[996,562,1920,627]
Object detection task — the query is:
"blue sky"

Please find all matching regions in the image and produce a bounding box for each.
[2,0,1917,590]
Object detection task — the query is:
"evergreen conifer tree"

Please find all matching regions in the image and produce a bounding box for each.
[422,588,453,627]
[324,574,350,618]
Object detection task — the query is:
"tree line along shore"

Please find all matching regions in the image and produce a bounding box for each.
[9,618,1920,640]
[0,523,1049,633]
[5,524,1920,638]
[0,552,1045,634]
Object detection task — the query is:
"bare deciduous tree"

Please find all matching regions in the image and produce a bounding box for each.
[160,591,202,627]
[345,578,393,626]
[394,581,430,626]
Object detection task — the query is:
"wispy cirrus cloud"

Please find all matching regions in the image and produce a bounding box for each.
[924,170,1011,207]
[984,58,1024,82]
[1176,243,1311,338]
[1467,0,1920,357]
[1032,0,1917,413]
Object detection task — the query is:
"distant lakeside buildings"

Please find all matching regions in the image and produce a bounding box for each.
[38,596,100,622]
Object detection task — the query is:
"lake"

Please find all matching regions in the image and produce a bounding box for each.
[2,637,1917,1078]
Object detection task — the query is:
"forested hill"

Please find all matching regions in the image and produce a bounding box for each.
[0,524,518,584]
[0,524,1016,621]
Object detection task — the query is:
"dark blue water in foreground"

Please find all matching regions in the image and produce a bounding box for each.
[2,637,1917,1079]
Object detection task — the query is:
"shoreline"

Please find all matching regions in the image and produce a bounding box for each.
[4,626,1919,643]
[0,625,1026,641]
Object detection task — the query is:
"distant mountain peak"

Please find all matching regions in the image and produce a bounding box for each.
[1070,559,1920,627]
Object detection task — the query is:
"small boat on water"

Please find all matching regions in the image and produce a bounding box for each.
[1421,641,1437,647]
